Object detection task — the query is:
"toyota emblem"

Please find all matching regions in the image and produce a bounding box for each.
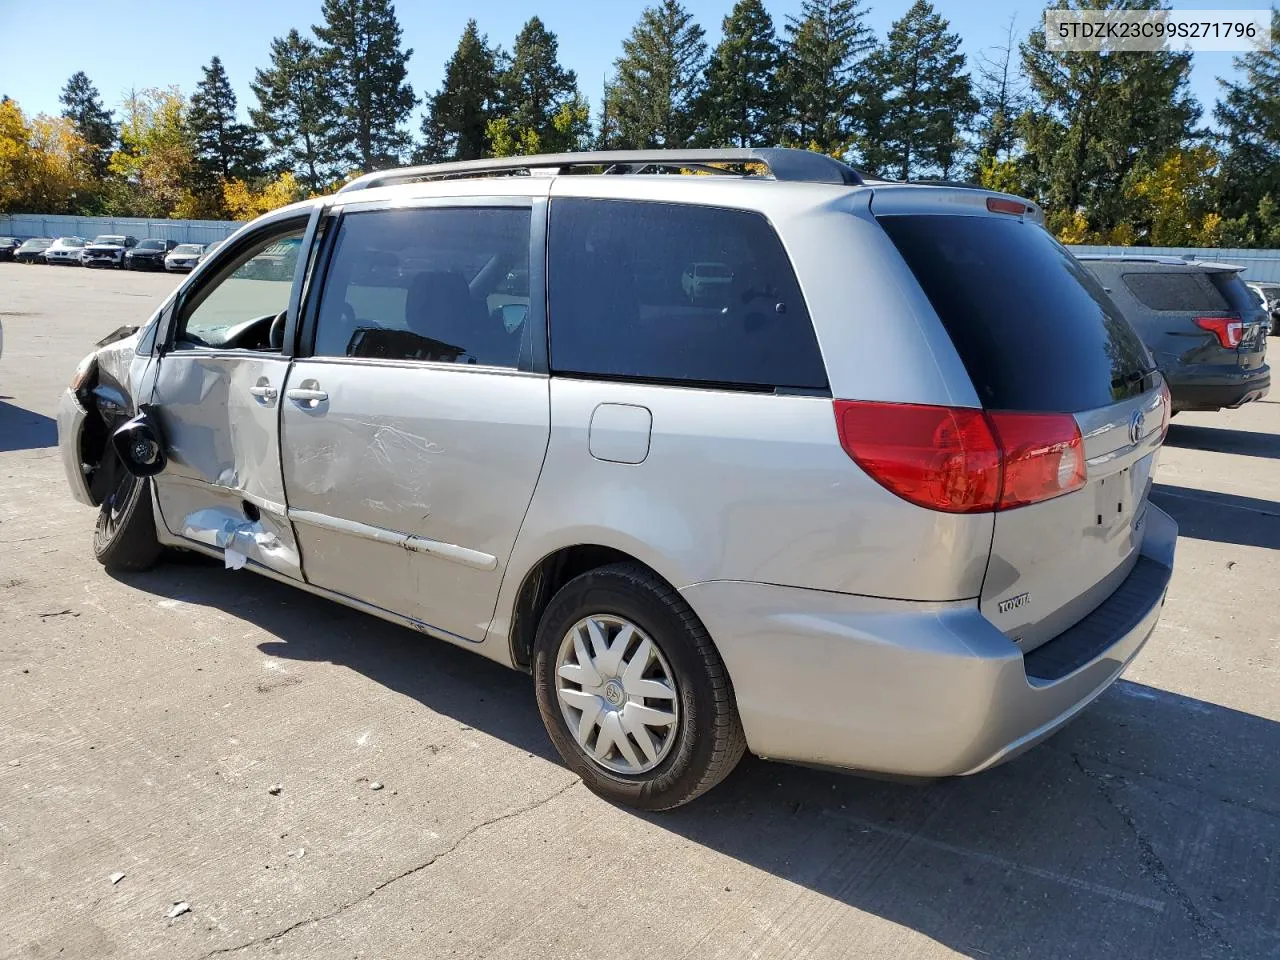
[1129,409,1145,445]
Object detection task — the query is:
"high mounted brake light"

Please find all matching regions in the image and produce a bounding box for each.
[833,401,1086,514]
[986,197,1028,216]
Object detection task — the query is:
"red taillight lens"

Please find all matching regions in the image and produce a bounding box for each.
[834,401,1001,513]
[834,401,1086,513]
[1194,315,1243,349]
[986,411,1086,509]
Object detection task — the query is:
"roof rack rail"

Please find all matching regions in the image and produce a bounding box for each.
[337,148,866,193]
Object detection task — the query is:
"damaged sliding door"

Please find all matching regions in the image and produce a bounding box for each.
[149,212,315,579]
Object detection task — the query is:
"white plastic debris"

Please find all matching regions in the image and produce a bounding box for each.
[291,848,305,859]
[166,901,191,919]
[369,781,384,791]
[268,784,283,796]
[109,871,126,885]
[224,547,247,571]
[7,759,19,767]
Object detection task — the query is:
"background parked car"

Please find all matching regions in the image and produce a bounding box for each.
[44,236,88,266]
[198,239,224,263]
[0,237,21,262]
[164,243,205,272]
[15,238,53,264]
[83,235,138,269]
[1246,280,1280,335]
[125,238,177,271]
[1079,254,1270,413]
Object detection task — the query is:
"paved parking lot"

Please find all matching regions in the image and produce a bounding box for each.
[1,262,1277,960]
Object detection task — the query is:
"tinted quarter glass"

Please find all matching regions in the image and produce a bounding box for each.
[311,206,530,368]
[548,198,827,391]
[1122,272,1229,312]
[878,215,1151,412]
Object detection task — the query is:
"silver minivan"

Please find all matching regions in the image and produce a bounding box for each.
[57,149,1176,810]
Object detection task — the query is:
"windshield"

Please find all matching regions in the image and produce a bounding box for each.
[58,237,86,247]
[93,235,127,245]
[137,240,166,250]
[20,239,53,250]
[174,244,203,254]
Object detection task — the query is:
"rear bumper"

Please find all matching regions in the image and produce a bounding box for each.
[57,388,97,507]
[1167,366,1269,412]
[682,504,1177,778]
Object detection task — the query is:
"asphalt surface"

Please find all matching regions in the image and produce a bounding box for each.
[1,262,1277,960]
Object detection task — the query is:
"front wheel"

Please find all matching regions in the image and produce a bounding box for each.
[532,562,746,810]
[93,471,162,571]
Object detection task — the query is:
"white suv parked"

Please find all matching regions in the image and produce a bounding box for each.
[57,149,1175,809]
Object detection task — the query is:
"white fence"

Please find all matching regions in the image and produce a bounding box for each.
[1067,245,1280,282]
[0,214,239,245]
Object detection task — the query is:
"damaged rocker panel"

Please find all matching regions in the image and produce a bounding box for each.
[287,509,499,572]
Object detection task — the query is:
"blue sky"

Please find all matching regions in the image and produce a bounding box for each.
[0,0,1258,132]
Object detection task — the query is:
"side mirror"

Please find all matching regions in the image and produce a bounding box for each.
[111,406,167,477]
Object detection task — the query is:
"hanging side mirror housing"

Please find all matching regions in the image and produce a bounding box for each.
[111,405,167,477]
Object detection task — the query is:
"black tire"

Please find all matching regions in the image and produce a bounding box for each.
[93,472,162,572]
[532,562,746,810]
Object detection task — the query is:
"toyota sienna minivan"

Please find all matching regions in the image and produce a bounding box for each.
[57,148,1176,809]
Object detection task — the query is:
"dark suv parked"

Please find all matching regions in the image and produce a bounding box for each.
[125,238,178,271]
[1078,255,1269,413]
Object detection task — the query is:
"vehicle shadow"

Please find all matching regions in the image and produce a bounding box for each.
[1150,482,1280,550]
[114,560,1280,960]
[1164,423,1280,460]
[0,400,57,452]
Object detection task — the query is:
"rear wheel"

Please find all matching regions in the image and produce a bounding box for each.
[93,471,162,571]
[532,562,745,810]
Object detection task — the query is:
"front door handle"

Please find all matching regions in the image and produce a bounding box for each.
[286,387,328,404]
[248,384,278,401]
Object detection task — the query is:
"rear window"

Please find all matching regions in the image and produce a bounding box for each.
[548,198,827,392]
[1121,271,1229,312]
[878,215,1151,412]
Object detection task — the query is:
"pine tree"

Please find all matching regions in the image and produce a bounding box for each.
[777,0,875,155]
[863,0,975,181]
[498,17,588,153]
[1214,8,1280,233]
[188,56,265,183]
[699,0,781,147]
[251,29,333,193]
[58,72,115,176]
[971,16,1029,167]
[313,0,417,173]
[1020,0,1200,236]
[607,0,708,148]
[418,20,501,162]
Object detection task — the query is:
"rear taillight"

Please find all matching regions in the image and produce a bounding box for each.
[986,412,1086,510]
[834,401,1085,514]
[1194,315,1243,349]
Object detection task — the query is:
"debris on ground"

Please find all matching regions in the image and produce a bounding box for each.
[7,759,19,767]
[290,848,305,858]
[166,901,191,919]
[370,781,384,791]
[268,784,283,795]
[109,871,126,884]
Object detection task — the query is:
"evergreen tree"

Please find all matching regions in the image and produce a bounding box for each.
[1020,0,1200,236]
[498,17,587,153]
[778,0,875,155]
[971,16,1029,166]
[863,0,975,180]
[251,29,333,193]
[1214,8,1280,234]
[607,0,708,148]
[313,0,416,173]
[418,20,501,162]
[188,56,265,183]
[699,0,781,147]
[58,71,115,176]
